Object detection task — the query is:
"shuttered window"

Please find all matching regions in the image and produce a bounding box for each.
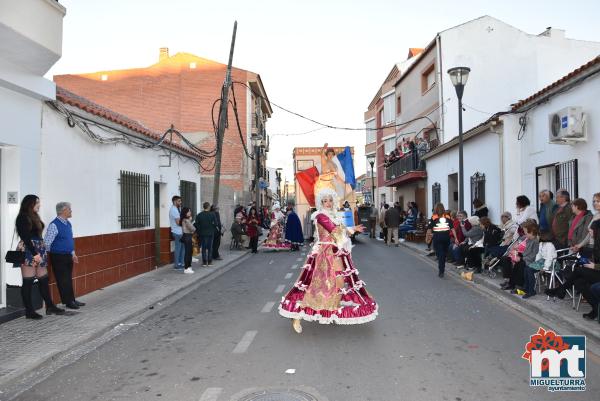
[180,180,198,216]
[119,171,150,229]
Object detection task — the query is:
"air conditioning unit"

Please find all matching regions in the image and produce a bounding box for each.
[548,107,587,144]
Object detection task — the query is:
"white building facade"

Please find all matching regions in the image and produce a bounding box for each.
[0,0,66,311]
[425,56,600,222]
[382,15,600,216]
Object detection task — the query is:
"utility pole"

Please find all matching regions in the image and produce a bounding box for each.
[212,21,237,206]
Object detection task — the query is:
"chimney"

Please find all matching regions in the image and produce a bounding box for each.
[539,27,565,39]
[159,47,169,62]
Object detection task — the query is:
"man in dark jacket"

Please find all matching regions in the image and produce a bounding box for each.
[194,202,216,267]
[538,190,557,237]
[211,205,223,260]
[552,189,574,249]
[384,204,401,246]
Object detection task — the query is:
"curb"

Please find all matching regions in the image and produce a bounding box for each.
[396,241,600,355]
[0,251,250,400]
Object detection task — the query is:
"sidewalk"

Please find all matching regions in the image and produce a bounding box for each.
[393,238,600,346]
[0,247,249,396]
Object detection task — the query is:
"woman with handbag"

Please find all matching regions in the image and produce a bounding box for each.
[14,195,65,319]
[180,207,195,274]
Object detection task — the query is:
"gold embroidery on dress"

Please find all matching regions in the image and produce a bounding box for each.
[303,222,345,311]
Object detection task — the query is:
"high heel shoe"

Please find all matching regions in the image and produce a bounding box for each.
[292,319,302,334]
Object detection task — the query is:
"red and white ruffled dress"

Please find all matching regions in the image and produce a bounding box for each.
[262,211,291,250]
[278,212,378,324]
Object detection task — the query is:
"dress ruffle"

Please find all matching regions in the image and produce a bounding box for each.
[278,245,378,325]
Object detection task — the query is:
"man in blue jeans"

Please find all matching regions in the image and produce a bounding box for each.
[169,195,185,270]
[194,202,216,267]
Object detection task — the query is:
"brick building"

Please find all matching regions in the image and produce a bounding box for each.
[55,48,272,227]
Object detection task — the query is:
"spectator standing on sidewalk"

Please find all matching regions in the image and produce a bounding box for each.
[169,196,184,271]
[538,190,557,237]
[16,195,65,319]
[380,204,389,243]
[44,202,85,310]
[368,204,377,238]
[194,202,216,267]
[384,203,400,246]
[180,207,195,274]
[246,207,261,254]
[429,203,451,278]
[551,190,574,249]
[211,205,223,261]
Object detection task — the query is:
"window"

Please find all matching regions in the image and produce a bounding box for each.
[119,171,150,229]
[396,95,402,115]
[365,119,376,144]
[382,94,395,125]
[384,137,396,154]
[535,159,578,210]
[432,182,441,207]
[421,64,435,93]
[180,180,197,216]
[470,172,486,214]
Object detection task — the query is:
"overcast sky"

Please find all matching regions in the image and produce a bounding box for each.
[49,0,600,182]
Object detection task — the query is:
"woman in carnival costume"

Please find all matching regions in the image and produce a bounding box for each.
[262,203,291,250]
[278,187,378,333]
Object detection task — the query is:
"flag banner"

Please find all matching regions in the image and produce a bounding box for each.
[336,146,356,189]
[295,166,319,207]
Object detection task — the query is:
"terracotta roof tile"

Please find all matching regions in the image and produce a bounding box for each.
[55,86,202,159]
[512,56,600,111]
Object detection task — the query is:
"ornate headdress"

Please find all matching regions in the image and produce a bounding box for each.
[315,187,339,211]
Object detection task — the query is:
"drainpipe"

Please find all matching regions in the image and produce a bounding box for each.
[436,34,444,144]
[494,121,505,215]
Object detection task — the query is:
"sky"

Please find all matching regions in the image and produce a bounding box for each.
[48,0,600,182]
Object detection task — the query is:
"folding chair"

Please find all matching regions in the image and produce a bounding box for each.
[544,248,576,304]
[486,238,519,279]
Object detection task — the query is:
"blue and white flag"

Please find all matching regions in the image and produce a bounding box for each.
[333,146,356,189]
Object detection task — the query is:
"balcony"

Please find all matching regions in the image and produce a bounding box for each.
[0,0,66,75]
[384,139,439,187]
[0,0,65,99]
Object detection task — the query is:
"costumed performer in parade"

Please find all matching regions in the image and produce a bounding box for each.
[285,206,304,251]
[262,203,291,250]
[278,187,378,333]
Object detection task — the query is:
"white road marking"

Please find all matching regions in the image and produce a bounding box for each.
[275,285,286,293]
[199,387,223,401]
[285,273,293,279]
[285,368,296,374]
[291,264,298,270]
[233,330,258,354]
[269,259,274,265]
[296,257,303,262]
[261,301,276,313]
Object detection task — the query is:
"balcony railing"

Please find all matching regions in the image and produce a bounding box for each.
[385,154,423,181]
[384,139,439,183]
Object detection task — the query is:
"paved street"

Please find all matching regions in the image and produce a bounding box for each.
[10,238,600,401]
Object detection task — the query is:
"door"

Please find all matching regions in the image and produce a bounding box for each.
[448,173,458,212]
[154,182,161,266]
[415,187,426,216]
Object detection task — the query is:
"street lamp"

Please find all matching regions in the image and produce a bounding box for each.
[447,66,470,212]
[368,156,375,206]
